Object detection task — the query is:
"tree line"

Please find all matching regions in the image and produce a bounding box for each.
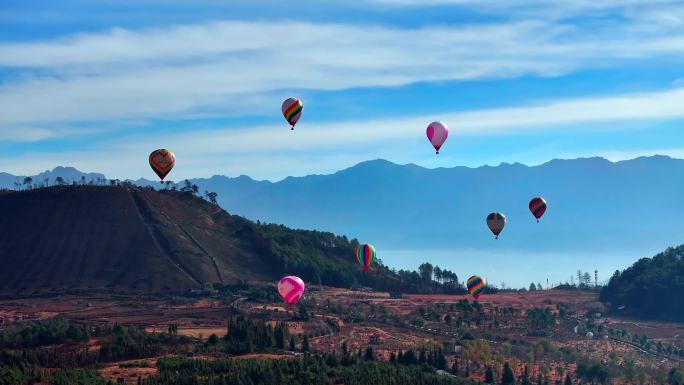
[600,244,684,321]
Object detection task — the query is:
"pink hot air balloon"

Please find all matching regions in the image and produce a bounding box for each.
[426,121,449,154]
[278,276,305,305]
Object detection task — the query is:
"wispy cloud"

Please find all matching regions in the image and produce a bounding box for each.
[1,1,684,178]
[1,14,684,127]
[2,86,684,180]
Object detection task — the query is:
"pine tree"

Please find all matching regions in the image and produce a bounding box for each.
[419,347,427,363]
[364,346,374,361]
[302,336,310,352]
[501,362,515,385]
[521,365,532,385]
[436,349,447,370]
[564,374,572,385]
[289,336,296,351]
[485,366,495,384]
[452,360,459,376]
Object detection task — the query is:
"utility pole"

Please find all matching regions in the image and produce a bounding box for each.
[594,270,598,288]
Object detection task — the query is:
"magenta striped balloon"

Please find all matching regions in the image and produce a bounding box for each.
[278,276,305,305]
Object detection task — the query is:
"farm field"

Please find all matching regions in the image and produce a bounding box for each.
[1,288,683,384]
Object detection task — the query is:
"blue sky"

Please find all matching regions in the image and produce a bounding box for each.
[2,0,684,180]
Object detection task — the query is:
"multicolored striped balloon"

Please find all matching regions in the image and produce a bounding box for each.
[282,98,303,130]
[426,121,449,154]
[529,197,547,222]
[278,276,305,305]
[356,243,376,271]
[486,212,506,239]
[467,275,486,300]
[149,149,176,182]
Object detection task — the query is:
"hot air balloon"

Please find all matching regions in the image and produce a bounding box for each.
[586,331,594,339]
[282,98,303,130]
[278,276,305,306]
[149,149,176,182]
[467,275,486,299]
[486,212,506,239]
[529,197,547,222]
[426,121,448,154]
[356,244,376,271]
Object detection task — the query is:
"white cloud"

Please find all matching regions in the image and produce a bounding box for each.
[157,86,684,156]
[2,86,684,180]
[0,15,684,127]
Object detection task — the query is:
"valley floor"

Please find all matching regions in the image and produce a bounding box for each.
[1,288,683,384]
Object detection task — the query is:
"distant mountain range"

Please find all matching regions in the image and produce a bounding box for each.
[139,155,684,255]
[0,166,105,188]
[2,156,682,282]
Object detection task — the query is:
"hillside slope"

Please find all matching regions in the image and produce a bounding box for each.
[600,244,684,321]
[0,185,384,296]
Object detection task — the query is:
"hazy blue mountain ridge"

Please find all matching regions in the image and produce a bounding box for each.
[5,156,683,258]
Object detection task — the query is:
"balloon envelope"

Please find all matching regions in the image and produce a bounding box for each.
[149,149,176,181]
[356,244,376,271]
[586,332,594,339]
[278,276,305,305]
[529,197,547,222]
[486,212,506,239]
[426,121,448,154]
[467,275,486,299]
[282,98,303,129]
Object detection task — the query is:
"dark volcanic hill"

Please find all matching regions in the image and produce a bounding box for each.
[0,185,376,296]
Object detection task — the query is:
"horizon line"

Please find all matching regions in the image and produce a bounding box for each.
[2,153,680,184]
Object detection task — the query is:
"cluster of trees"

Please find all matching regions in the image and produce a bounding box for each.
[215,316,291,355]
[0,323,187,369]
[389,347,448,370]
[528,283,544,291]
[257,223,465,294]
[600,244,684,321]
[575,361,610,384]
[669,368,684,385]
[605,327,684,357]
[0,366,105,385]
[155,179,220,205]
[12,174,223,207]
[141,353,474,385]
[0,318,89,348]
[13,175,117,190]
[526,308,555,332]
[574,270,595,288]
